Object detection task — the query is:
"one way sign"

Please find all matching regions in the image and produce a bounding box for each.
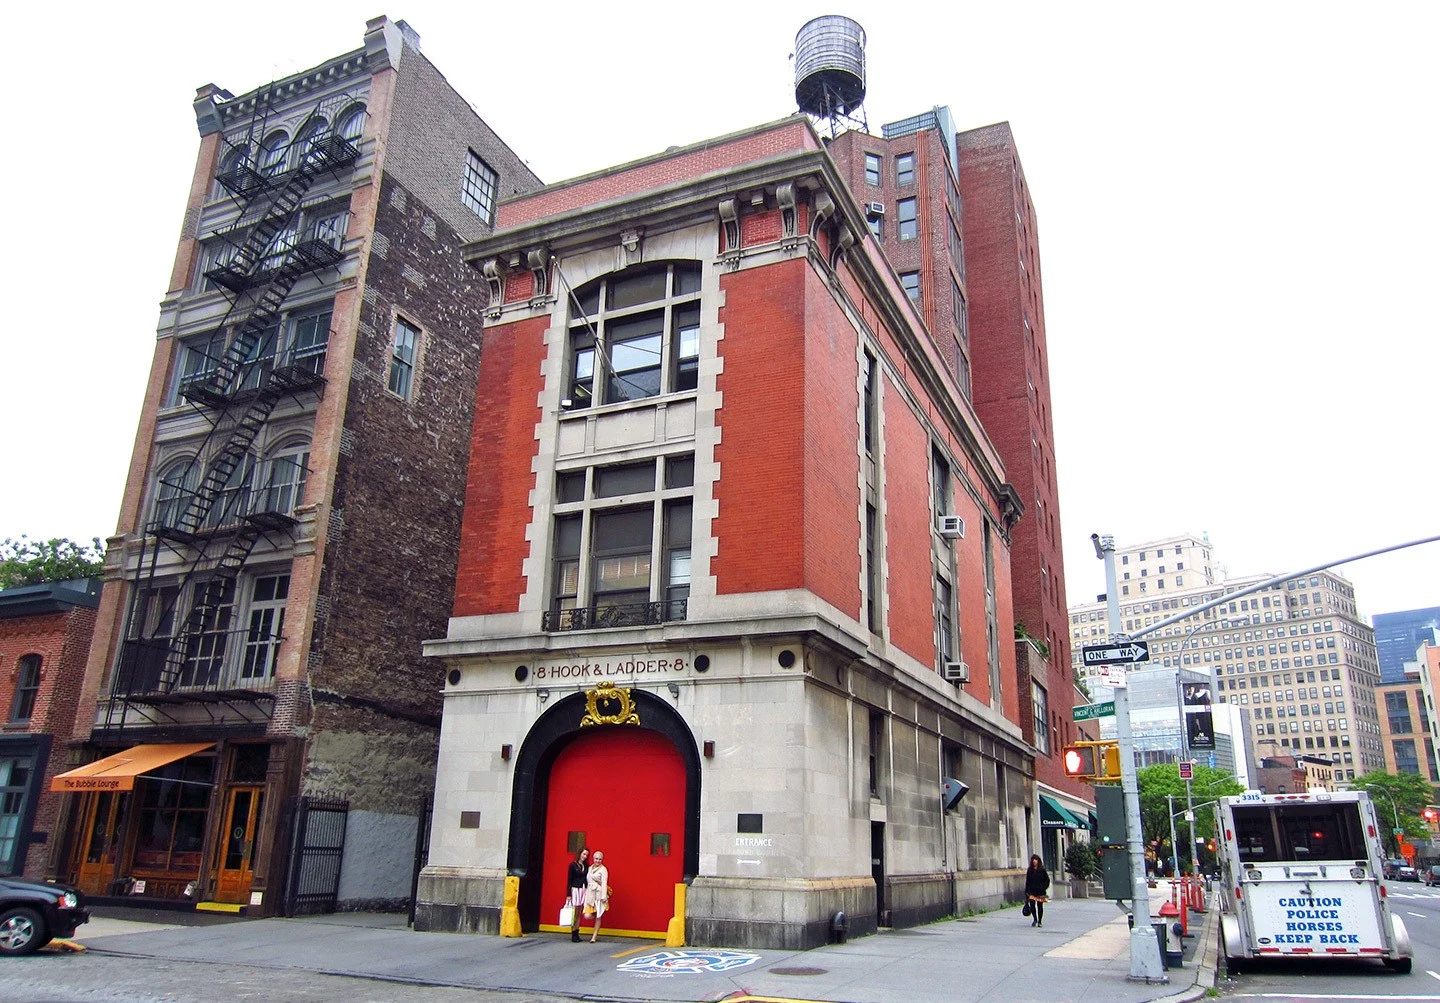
[1081,641,1150,666]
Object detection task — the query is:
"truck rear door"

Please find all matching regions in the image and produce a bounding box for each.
[1230,799,1388,958]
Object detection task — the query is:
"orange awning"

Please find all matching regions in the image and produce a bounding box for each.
[50,743,214,793]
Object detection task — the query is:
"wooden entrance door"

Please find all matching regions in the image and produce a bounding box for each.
[73,792,127,897]
[214,786,264,904]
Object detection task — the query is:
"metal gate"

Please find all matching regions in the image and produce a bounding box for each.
[408,802,432,926]
[284,796,349,916]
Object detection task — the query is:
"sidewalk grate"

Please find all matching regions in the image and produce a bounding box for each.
[768,966,828,976]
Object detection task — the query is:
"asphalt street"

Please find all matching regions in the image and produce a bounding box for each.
[1221,878,1440,1003]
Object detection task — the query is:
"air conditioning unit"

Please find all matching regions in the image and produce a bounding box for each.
[942,661,969,683]
[866,201,885,217]
[938,515,965,539]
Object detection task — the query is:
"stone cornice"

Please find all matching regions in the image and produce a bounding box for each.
[196,48,371,136]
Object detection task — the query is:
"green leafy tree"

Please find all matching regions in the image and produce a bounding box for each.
[0,536,106,589]
[1350,770,1437,855]
[1136,763,1244,871]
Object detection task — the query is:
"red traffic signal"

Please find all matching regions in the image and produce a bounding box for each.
[1423,807,1439,824]
[1063,746,1095,777]
[1061,741,1121,780]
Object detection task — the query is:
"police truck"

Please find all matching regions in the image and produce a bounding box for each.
[1216,789,1413,973]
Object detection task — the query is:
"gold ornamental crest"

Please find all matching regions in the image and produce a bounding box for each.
[580,681,641,728]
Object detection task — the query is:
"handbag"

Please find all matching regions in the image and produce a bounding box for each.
[559,903,575,927]
[1022,900,1033,917]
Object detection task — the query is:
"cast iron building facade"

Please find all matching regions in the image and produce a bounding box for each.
[56,17,538,913]
[418,116,1036,948]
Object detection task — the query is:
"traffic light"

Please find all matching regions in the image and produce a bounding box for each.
[1061,740,1121,780]
[1423,806,1439,825]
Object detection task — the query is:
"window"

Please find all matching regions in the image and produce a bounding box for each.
[240,575,289,680]
[862,351,878,455]
[897,198,917,240]
[951,280,968,345]
[10,655,41,722]
[868,710,884,797]
[1032,683,1050,755]
[868,215,882,239]
[255,439,310,517]
[900,271,921,304]
[866,503,881,633]
[336,103,366,145]
[566,262,701,409]
[931,448,951,516]
[937,576,954,663]
[547,456,693,628]
[289,115,328,169]
[0,757,33,873]
[461,150,498,223]
[388,316,419,399]
[258,130,289,176]
[864,153,881,186]
[896,153,915,186]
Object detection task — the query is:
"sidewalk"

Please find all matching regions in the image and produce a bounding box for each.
[70,882,1217,1003]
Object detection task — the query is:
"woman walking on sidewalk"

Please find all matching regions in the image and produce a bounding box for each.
[1025,855,1050,928]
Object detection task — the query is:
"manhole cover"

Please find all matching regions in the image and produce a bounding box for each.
[768,966,828,976]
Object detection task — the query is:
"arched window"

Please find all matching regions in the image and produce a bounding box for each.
[152,458,200,531]
[565,261,702,409]
[10,655,41,722]
[336,104,366,145]
[258,130,289,176]
[214,142,252,195]
[203,452,257,529]
[256,439,310,516]
[290,116,328,169]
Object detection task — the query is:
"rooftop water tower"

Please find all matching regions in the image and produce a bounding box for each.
[794,15,868,137]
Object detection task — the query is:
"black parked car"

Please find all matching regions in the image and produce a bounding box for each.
[0,877,89,955]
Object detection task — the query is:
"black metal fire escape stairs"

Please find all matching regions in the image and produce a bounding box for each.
[106,108,359,736]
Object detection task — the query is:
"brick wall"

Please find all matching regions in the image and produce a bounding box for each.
[0,603,98,876]
[497,120,818,229]
[303,171,488,815]
[879,375,936,667]
[385,44,542,245]
[712,260,809,596]
[452,313,547,617]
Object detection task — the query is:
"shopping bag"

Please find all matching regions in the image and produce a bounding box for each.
[1022,900,1032,917]
[559,904,575,927]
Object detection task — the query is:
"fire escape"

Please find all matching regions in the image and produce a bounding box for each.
[105,93,361,736]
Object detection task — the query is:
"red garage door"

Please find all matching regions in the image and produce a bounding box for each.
[543,728,685,936]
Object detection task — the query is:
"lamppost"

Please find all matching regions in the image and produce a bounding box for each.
[1173,615,1240,870]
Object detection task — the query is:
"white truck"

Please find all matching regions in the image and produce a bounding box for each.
[1216,789,1412,973]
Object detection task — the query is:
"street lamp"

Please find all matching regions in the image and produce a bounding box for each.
[1172,616,1241,871]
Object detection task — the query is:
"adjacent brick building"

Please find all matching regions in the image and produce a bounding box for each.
[0,579,100,877]
[418,115,1036,948]
[53,17,539,914]
[828,112,1092,873]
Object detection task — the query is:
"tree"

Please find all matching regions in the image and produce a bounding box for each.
[1064,837,1100,880]
[1136,763,1244,871]
[0,536,106,589]
[1350,770,1437,855]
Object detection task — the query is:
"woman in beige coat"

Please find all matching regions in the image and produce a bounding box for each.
[584,850,611,943]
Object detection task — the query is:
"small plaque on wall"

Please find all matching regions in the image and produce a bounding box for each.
[737,813,763,834]
[460,811,481,829]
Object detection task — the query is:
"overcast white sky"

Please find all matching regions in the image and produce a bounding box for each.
[4,2,1436,622]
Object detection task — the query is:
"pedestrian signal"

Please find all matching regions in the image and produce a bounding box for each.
[1061,741,1121,780]
[1423,806,1439,824]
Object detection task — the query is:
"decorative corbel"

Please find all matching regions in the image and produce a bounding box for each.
[718,198,741,253]
[829,225,856,270]
[526,248,550,299]
[998,483,1026,540]
[776,182,799,243]
[809,192,835,240]
[619,228,644,268]
[481,258,507,317]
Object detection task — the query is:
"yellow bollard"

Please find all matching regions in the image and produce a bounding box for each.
[665,881,686,947]
[499,875,524,938]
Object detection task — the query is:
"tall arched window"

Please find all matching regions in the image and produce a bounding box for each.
[10,655,41,722]
[290,116,328,169]
[256,439,310,516]
[258,130,289,176]
[152,458,200,531]
[204,452,257,529]
[336,104,366,146]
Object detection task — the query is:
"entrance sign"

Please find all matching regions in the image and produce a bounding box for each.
[1080,641,1150,666]
[1073,701,1116,722]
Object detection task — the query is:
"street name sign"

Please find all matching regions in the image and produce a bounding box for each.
[1073,701,1116,721]
[1080,641,1151,666]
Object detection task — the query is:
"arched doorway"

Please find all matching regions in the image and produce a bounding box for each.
[543,728,685,934]
[508,686,700,934]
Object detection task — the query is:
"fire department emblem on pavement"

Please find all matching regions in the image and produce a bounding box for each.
[617,949,761,975]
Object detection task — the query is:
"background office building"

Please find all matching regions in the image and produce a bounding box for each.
[1374,607,1440,684]
[1069,537,1383,785]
